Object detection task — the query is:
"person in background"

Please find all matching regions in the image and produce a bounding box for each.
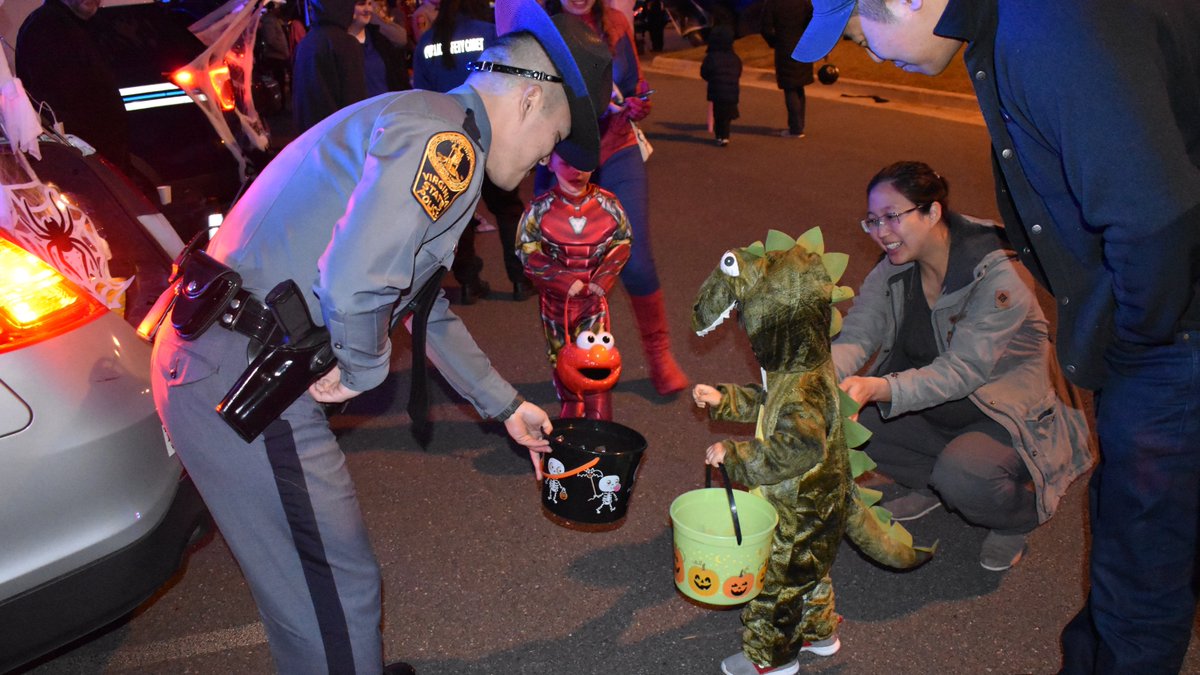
[835,161,1093,572]
[541,0,689,396]
[699,23,741,147]
[759,0,812,138]
[409,0,439,42]
[284,0,308,59]
[413,0,537,302]
[643,0,667,52]
[517,150,632,419]
[256,0,294,107]
[348,0,411,97]
[16,0,131,172]
[793,0,1200,671]
[291,0,368,132]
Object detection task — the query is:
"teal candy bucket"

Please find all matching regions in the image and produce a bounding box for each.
[669,471,778,605]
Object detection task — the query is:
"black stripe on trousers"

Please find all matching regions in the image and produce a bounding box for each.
[264,419,356,673]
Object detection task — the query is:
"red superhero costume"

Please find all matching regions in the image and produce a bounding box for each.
[518,182,632,420]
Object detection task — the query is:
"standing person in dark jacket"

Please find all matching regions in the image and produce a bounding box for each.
[760,0,812,138]
[794,0,1200,672]
[413,0,537,302]
[699,23,740,147]
[292,0,369,133]
[16,0,131,172]
[348,0,412,97]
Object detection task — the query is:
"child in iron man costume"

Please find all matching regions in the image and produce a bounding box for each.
[517,151,632,420]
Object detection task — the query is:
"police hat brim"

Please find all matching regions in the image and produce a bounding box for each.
[495,0,611,171]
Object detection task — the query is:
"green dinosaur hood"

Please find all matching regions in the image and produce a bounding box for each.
[692,228,853,373]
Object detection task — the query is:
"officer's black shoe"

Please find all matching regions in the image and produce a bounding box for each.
[512,279,535,301]
[383,662,416,675]
[458,279,491,305]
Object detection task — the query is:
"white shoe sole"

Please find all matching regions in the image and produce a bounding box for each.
[720,661,800,675]
[800,636,841,657]
[980,547,1024,572]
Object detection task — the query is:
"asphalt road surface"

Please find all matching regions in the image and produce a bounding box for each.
[22,69,1200,675]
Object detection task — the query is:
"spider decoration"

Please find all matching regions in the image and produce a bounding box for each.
[14,187,102,284]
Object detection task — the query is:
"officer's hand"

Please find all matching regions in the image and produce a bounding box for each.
[308,366,362,403]
[503,401,553,480]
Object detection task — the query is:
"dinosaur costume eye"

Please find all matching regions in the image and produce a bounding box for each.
[720,251,740,277]
[575,331,599,349]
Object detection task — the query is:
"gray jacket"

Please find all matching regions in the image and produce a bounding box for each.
[832,217,1094,522]
[209,86,518,419]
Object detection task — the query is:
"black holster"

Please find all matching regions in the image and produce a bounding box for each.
[217,280,336,443]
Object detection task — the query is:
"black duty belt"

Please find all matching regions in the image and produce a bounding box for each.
[214,288,281,345]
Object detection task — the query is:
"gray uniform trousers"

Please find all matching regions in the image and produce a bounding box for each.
[151,324,383,674]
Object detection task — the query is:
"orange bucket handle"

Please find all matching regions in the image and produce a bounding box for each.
[543,456,600,480]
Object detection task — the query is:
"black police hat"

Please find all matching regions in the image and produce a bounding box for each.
[495,0,612,171]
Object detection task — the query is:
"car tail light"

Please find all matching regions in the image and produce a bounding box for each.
[0,233,106,354]
[170,65,236,112]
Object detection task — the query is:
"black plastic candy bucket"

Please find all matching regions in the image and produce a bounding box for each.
[541,419,647,524]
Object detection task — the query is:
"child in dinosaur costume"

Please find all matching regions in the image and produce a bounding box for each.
[692,228,934,675]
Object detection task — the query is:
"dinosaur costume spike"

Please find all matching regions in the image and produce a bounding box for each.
[794,226,825,254]
[822,252,849,284]
[764,229,797,253]
[692,227,934,667]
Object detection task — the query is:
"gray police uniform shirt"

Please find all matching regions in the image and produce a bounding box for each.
[208,86,519,419]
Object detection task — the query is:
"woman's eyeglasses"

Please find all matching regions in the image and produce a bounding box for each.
[861,204,926,233]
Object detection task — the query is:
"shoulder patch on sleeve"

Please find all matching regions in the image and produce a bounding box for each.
[411,131,476,221]
[995,289,1011,309]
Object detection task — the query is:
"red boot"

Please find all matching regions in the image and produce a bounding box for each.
[553,371,586,419]
[628,289,689,395]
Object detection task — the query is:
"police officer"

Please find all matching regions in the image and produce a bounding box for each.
[149,0,612,671]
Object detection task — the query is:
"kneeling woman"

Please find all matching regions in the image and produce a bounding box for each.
[835,161,1094,572]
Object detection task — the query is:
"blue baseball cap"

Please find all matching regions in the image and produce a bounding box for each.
[792,0,856,63]
[494,0,612,171]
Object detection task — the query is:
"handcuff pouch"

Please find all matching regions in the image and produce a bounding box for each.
[170,250,243,341]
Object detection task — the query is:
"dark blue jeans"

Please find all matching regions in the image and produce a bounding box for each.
[1060,331,1200,673]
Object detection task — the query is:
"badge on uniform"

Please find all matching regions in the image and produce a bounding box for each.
[412,131,475,221]
[995,289,1011,309]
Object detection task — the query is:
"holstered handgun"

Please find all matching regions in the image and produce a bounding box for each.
[216,280,336,442]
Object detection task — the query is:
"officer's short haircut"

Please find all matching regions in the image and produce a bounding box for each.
[471,32,568,112]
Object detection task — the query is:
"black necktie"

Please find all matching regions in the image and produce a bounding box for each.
[404,266,447,446]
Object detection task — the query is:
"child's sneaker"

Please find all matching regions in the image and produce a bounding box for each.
[716,138,730,147]
[800,634,841,656]
[719,652,799,675]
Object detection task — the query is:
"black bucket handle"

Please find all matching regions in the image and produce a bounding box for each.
[705,463,743,545]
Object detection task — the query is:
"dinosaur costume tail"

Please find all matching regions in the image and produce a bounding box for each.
[843,490,936,569]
